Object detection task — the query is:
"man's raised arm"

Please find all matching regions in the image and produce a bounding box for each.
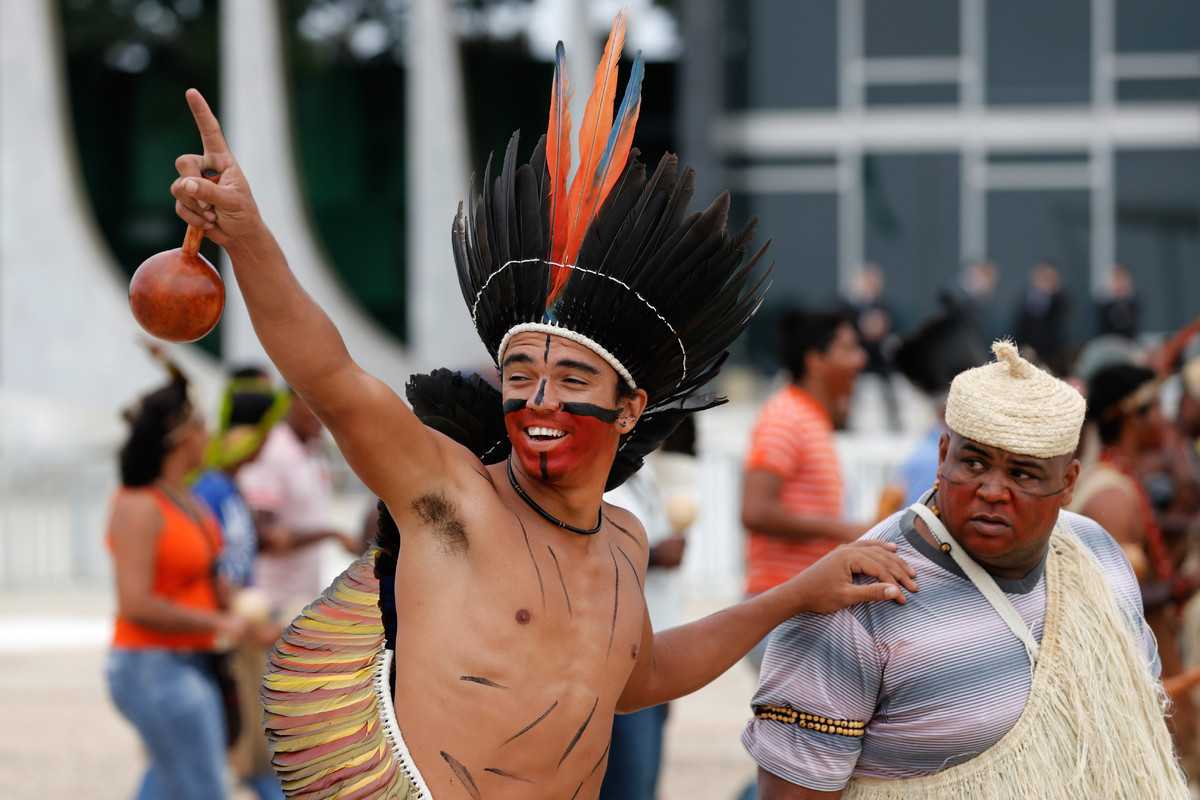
[169,89,451,500]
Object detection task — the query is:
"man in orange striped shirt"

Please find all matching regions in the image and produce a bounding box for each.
[742,308,870,658]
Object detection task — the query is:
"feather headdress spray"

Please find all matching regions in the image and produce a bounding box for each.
[433,10,771,489]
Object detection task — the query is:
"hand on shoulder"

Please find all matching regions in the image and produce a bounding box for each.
[787,539,918,614]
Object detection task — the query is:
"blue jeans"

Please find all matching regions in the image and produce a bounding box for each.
[106,648,230,800]
[597,704,669,800]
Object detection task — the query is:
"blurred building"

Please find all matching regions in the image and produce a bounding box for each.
[711,0,1199,363]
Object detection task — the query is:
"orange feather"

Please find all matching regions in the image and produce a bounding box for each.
[560,11,628,271]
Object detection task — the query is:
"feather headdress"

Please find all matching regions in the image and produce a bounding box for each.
[451,12,771,487]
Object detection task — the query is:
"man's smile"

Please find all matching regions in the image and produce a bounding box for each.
[526,426,567,441]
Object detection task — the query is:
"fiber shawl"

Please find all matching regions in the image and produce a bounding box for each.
[843,527,1186,800]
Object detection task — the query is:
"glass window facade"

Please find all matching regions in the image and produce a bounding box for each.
[722,0,1199,358]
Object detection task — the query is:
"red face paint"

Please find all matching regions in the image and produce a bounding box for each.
[505,406,615,482]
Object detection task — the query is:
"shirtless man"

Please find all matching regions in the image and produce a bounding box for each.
[169,23,915,800]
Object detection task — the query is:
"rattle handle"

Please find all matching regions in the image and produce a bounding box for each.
[181,168,220,257]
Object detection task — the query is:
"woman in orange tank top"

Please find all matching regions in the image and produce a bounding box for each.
[105,358,252,800]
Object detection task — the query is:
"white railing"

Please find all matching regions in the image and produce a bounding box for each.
[0,447,118,591]
[0,389,929,596]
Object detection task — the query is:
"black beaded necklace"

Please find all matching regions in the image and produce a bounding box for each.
[506,458,603,535]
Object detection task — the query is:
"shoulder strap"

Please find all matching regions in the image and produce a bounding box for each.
[910,502,1041,668]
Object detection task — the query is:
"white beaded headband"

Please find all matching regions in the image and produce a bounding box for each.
[476,257,689,392]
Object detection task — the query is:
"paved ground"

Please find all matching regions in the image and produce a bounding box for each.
[0,591,758,800]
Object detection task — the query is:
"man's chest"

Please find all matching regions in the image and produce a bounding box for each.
[861,574,1047,769]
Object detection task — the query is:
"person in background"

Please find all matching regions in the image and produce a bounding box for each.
[954,258,1001,347]
[741,306,871,670]
[1096,263,1140,341]
[1014,261,1069,376]
[1068,363,1200,768]
[106,352,251,800]
[598,420,698,800]
[844,264,900,431]
[192,367,288,598]
[237,391,357,619]
[191,368,291,800]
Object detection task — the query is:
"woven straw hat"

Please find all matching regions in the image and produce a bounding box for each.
[945,340,1086,458]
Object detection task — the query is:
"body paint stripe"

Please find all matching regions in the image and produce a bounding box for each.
[534,379,546,406]
[518,518,546,609]
[558,697,599,768]
[607,546,620,658]
[485,767,535,783]
[502,700,559,745]
[615,545,643,593]
[460,675,508,689]
[605,514,641,546]
[440,751,481,800]
[547,546,573,616]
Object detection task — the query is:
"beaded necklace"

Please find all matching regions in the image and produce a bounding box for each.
[506,458,603,535]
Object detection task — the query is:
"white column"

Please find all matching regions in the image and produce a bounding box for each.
[0,0,219,435]
[1090,0,1117,295]
[960,0,987,262]
[405,0,485,372]
[837,0,865,294]
[219,0,421,387]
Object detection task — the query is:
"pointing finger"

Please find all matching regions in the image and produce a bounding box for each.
[185,88,232,166]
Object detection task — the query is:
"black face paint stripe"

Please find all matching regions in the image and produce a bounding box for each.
[615,545,643,593]
[503,398,527,415]
[460,675,508,689]
[517,518,546,609]
[604,514,641,547]
[547,546,572,616]
[540,452,549,480]
[534,379,546,406]
[607,546,619,658]
[544,334,552,362]
[502,700,559,745]
[557,697,599,768]
[440,752,481,800]
[485,768,534,783]
[560,402,620,423]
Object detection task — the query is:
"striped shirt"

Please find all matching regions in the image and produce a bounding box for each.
[741,509,1155,792]
[744,384,845,595]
